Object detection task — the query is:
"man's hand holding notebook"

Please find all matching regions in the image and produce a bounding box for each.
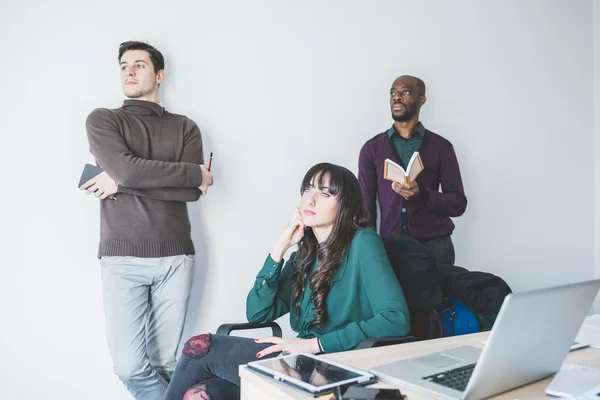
[78,164,117,200]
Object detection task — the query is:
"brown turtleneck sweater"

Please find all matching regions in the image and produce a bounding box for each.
[86,100,204,258]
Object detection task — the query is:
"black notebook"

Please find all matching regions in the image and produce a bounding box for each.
[78,164,115,200]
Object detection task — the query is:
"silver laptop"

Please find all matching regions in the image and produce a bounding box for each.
[370,279,600,400]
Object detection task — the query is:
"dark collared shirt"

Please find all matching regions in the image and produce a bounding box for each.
[387,122,426,168]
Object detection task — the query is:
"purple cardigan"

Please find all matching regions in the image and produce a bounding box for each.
[358,128,467,240]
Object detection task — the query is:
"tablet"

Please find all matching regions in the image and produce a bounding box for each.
[247,353,375,397]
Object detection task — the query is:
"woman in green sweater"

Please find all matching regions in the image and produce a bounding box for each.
[164,163,410,400]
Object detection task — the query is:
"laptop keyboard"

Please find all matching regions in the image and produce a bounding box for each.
[422,363,476,392]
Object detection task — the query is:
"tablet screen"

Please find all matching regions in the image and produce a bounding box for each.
[253,354,364,388]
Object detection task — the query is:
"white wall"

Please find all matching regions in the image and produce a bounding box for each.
[0,0,595,398]
[595,1,600,314]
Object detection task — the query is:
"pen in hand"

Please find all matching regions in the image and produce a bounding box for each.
[199,152,213,196]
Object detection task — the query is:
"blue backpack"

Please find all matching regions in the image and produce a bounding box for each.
[430,296,480,337]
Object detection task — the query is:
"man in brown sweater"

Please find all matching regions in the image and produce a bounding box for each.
[81,41,213,400]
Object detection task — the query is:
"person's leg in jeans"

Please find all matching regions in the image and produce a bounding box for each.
[181,377,240,400]
[420,235,455,265]
[146,255,195,383]
[101,256,187,400]
[164,334,277,400]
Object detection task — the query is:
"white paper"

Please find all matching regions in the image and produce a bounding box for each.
[575,314,600,349]
[546,364,600,398]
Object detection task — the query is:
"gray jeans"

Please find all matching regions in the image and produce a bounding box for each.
[164,334,277,400]
[100,255,194,400]
[420,235,455,265]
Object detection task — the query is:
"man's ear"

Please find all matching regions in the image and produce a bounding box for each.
[419,95,427,106]
[156,69,165,85]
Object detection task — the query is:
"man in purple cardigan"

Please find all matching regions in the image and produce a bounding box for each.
[358,75,467,265]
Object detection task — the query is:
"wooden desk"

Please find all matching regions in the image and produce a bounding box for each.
[240,332,600,400]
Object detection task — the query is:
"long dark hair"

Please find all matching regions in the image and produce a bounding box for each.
[291,163,368,328]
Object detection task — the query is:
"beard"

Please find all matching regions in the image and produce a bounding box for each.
[123,84,153,99]
[391,103,418,122]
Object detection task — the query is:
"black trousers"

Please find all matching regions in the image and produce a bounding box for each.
[419,235,455,265]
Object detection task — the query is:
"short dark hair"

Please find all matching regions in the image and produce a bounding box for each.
[118,41,165,72]
[415,77,426,96]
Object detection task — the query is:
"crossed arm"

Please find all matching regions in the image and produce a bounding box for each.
[81,108,211,202]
